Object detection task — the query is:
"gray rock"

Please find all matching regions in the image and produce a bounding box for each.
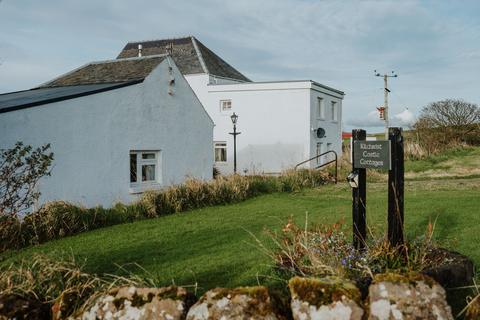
[368,273,453,320]
[288,276,364,320]
[186,286,283,320]
[79,286,196,320]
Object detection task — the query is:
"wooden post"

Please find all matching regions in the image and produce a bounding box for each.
[388,127,405,247]
[352,129,367,250]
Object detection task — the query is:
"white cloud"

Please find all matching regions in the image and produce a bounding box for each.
[346,110,383,128]
[0,0,479,125]
[392,109,415,127]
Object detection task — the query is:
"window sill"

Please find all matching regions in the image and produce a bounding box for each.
[215,161,228,166]
[129,182,162,194]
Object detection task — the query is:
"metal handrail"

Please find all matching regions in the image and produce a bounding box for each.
[294,150,338,184]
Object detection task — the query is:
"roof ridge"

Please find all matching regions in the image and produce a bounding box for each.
[190,36,209,74]
[90,54,168,65]
[124,36,194,45]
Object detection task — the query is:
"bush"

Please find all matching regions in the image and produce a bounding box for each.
[413,99,480,155]
[0,169,331,253]
[0,142,54,217]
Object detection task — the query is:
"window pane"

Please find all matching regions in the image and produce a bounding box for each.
[130,154,137,183]
[142,165,156,181]
[221,100,232,111]
[215,147,227,162]
[142,153,155,159]
[220,148,226,161]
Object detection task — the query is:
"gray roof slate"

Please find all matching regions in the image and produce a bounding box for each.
[116,36,250,82]
[39,55,166,88]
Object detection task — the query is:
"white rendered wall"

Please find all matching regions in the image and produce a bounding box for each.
[308,86,344,166]
[0,60,214,208]
[185,75,343,174]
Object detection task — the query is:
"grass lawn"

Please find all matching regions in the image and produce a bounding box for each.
[2,178,479,296]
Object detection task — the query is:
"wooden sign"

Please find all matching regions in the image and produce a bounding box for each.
[353,140,391,170]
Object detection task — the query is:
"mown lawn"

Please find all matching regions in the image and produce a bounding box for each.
[2,178,479,295]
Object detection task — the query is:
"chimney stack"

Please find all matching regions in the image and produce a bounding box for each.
[138,44,143,57]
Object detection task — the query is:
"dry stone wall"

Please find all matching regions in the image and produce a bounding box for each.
[69,273,455,320]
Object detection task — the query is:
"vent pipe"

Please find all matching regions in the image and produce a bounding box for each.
[137,44,143,57]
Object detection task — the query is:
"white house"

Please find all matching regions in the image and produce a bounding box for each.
[0,55,214,207]
[118,37,345,174]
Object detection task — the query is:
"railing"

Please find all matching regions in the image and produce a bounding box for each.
[294,150,338,184]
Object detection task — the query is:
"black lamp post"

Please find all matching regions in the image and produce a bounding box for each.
[229,112,241,174]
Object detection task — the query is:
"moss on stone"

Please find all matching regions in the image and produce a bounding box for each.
[208,286,270,301]
[288,276,361,307]
[373,272,437,288]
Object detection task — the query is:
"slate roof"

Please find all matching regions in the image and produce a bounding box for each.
[39,55,167,88]
[117,36,250,82]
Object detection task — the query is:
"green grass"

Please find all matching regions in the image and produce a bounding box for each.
[2,179,479,295]
[405,146,480,173]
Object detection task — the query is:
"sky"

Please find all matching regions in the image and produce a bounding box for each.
[1,0,479,132]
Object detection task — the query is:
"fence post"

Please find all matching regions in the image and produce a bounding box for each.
[388,127,405,247]
[352,129,367,250]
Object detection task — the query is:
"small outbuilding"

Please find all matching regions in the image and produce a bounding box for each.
[0,55,214,207]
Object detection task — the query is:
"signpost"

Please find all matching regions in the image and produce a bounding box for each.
[353,141,391,170]
[351,130,367,250]
[350,127,405,250]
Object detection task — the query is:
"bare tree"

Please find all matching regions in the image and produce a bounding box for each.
[418,99,479,127]
[414,99,480,150]
[0,142,54,216]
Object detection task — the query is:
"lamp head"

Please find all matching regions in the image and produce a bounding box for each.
[231,112,238,125]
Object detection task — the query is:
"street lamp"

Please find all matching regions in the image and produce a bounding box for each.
[229,112,241,174]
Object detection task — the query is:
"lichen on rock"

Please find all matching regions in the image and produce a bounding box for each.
[186,286,284,320]
[78,286,196,320]
[288,276,364,320]
[368,272,453,320]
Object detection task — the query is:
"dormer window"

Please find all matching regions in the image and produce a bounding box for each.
[220,100,232,112]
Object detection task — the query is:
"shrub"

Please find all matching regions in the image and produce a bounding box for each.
[413,99,480,154]
[0,142,54,217]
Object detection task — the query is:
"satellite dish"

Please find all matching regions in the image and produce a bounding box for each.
[316,128,326,138]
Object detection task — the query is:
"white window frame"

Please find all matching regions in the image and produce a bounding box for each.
[317,97,325,119]
[220,99,232,113]
[331,101,338,122]
[214,142,227,163]
[129,150,161,194]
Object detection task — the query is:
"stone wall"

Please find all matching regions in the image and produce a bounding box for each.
[64,272,459,320]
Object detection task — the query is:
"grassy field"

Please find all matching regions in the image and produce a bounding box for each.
[2,178,479,296]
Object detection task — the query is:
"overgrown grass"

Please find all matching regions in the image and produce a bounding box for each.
[0,169,331,253]
[2,179,479,294]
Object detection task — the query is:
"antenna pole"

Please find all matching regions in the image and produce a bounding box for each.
[384,74,389,140]
[375,71,398,139]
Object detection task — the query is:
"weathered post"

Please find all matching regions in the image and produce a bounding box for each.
[388,127,404,247]
[352,129,367,250]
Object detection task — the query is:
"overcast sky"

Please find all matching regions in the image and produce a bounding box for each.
[1,0,479,132]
